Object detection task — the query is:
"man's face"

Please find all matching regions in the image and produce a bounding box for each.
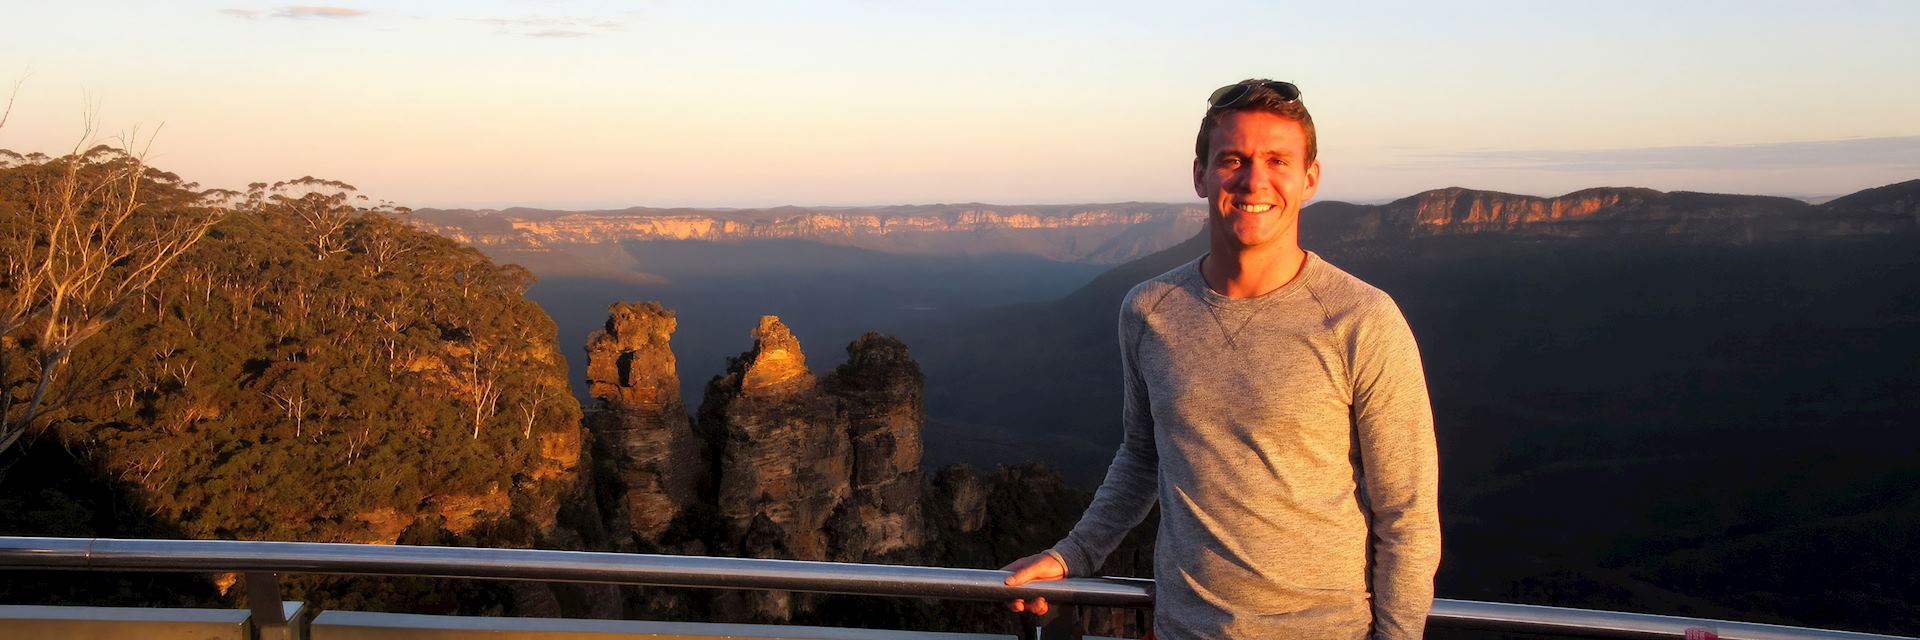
[1193,110,1321,253]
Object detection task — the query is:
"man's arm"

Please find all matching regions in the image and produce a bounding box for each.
[1005,298,1160,609]
[1050,302,1160,576]
[1350,300,1441,640]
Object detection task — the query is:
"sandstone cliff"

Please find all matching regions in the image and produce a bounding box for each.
[698,316,852,568]
[411,203,1207,264]
[583,302,704,542]
[677,316,931,568]
[1303,184,1917,245]
[824,332,929,561]
[584,307,932,621]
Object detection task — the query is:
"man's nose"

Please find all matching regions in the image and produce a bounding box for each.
[1248,159,1278,187]
[1227,166,1255,192]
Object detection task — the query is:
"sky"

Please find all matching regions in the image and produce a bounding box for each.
[1,0,1916,209]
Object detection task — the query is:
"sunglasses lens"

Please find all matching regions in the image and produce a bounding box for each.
[1208,84,1250,108]
[1271,81,1301,101]
[1208,81,1300,109]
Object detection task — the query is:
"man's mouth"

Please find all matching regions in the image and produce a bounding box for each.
[1237,203,1274,213]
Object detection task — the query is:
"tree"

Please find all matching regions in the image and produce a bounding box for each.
[248,177,402,260]
[0,136,223,456]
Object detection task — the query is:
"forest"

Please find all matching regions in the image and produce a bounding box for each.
[0,144,581,610]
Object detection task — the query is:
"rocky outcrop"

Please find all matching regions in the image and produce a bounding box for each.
[698,316,851,567]
[691,317,931,570]
[825,333,928,560]
[579,308,935,622]
[584,302,703,542]
[928,464,987,536]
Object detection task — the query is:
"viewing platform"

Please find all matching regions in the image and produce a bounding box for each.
[0,536,1908,640]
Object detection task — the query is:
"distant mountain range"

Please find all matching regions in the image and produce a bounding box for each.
[412,181,1917,274]
[411,203,1208,265]
[1302,180,1918,245]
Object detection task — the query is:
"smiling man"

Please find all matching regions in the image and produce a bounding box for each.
[1003,79,1440,639]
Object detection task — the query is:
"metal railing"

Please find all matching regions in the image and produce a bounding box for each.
[0,536,1910,640]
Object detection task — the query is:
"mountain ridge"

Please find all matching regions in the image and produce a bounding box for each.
[413,203,1209,264]
[413,181,1917,267]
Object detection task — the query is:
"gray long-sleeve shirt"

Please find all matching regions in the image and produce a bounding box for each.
[1053,253,1440,640]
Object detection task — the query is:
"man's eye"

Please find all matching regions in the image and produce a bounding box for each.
[1219,157,1243,168]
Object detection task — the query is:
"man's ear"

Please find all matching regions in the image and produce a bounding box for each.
[1192,158,1206,199]
[1304,159,1321,201]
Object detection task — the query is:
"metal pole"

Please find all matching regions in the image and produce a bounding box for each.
[0,537,1911,640]
[0,537,1151,607]
[242,572,288,640]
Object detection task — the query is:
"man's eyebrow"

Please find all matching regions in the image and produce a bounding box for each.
[1213,149,1298,162]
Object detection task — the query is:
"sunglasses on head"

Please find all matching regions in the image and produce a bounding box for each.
[1207,80,1302,111]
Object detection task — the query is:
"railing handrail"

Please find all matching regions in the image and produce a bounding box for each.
[0,536,1909,640]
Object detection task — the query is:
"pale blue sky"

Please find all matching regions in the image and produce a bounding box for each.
[2,1,1916,208]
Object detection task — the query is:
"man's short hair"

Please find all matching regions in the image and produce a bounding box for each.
[1195,78,1317,164]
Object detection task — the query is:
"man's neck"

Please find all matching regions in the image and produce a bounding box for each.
[1201,243,1308,298]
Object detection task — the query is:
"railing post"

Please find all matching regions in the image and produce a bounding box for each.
[242,572,290,640]
[1039,607,1082,639]
[1010,608,1083,640]
[1011,611,1037,640]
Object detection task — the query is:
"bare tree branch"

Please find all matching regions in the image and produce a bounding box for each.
[0,125,225,455]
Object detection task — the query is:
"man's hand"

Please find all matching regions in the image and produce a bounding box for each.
[1000,551,1068,615]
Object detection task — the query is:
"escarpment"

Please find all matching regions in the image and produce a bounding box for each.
[1301,184,1919,245]
[411,203,1208,264]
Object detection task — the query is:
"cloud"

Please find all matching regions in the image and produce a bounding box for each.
[462,15,625,37]
[1414,136,1920,172]
[272,6,368,19]
[219,8,261,18]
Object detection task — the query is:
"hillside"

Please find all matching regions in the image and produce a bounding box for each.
[0,153,583,613]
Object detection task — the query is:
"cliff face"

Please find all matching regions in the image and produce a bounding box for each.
[1303,185,1917,245]
[412,204,1207,264]
[1398,187,1664,231]
[583,302,703,542]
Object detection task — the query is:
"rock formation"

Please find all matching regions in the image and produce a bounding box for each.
[584,301,703,542]
[585,308,935,621]
[928,464,987,537]
[698,316,851,566]
[825,332,928,561]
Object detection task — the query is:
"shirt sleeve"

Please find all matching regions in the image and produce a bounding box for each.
[1349,299,1441,640]
[1052,295,1160,577]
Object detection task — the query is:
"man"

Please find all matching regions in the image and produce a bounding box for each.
[1002,79,1440,639]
